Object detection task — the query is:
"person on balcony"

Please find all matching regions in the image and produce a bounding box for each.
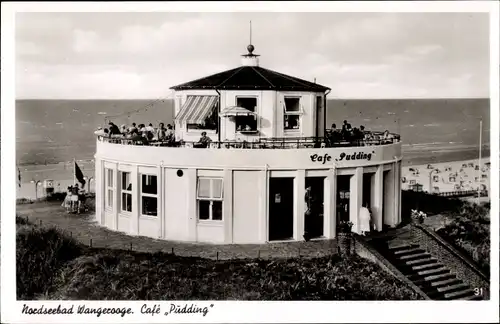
[359,125,368,138]
[138,124,146,137]
[352,127,363,141]
[128,123,139,135]
[94,127,108,137]
[108,122,121,136]
[156,122,167,141]
[382,130,394,144]
[326,123,341,145]
[146,123,155,134]
[341,120,352,133]
[341,120,353,141]
[195,132,212,148]
[166,124,174,137]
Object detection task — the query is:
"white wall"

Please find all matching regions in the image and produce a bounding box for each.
[163,168,192,240]
[196,223,225,243]
[95,141,403,244]
[118,215,131,233]
[104,211,115,229]
[138,217,160,238]
[232,170,262,243]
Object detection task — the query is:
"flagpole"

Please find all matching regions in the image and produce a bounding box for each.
[73,158,76,186]
[477,119,482,204]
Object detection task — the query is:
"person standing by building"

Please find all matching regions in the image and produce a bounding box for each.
[303,186,313,241]
[62,186,73,213]
[359,203,372,236]
[71,184,80,213]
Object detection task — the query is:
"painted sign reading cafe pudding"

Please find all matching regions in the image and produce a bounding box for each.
[310,151,375,164]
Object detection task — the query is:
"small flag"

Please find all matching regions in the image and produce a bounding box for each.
[75,161,86,187]
[18,167,21,188]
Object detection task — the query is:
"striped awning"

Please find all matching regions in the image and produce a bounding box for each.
[220,106,255,117]
[175,95,219,124]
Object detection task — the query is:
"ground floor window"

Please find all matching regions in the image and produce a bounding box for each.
[105,168,114,210]
[120,171,132,212]
[141,174,157,216]
[197,177,223,221]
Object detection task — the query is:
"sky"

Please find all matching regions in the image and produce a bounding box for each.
[15,12,490,99]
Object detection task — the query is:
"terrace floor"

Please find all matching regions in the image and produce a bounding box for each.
[16,201,337,260]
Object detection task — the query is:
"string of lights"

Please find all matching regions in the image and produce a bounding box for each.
[104,91,175,123]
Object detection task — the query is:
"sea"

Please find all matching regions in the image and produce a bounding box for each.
[13,98,491,198]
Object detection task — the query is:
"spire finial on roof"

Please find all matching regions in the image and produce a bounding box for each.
[247,20,255,54]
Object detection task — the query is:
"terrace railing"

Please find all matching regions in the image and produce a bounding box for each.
[435,190,488,198]
[97,131,401,149]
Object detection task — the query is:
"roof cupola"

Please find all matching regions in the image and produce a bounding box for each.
[241,21,260,67]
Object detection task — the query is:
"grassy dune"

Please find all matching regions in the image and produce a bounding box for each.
[16,216,421,301]
[436,202,490,273]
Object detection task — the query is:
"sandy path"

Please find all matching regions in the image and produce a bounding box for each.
[16,202,337,260]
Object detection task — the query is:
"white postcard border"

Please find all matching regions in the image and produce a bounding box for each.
[1,1,499,323]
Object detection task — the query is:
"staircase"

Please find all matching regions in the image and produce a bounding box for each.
[381,243,482,300]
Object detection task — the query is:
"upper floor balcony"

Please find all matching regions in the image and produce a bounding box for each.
[96,130,401,150]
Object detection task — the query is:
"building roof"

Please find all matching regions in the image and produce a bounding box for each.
[170,65,331,92]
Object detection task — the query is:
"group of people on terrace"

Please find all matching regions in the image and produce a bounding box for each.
[95,121,176,144]
[95,119,397,148]
[326,120,395,145]
[95,121,215,148]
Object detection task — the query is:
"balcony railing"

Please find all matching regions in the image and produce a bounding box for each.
[98,131,400,149]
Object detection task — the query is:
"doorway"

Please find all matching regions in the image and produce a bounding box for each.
[269,177,294,241]
[337,175,351,224]
[305,177,325,238]
[363,173,372,208]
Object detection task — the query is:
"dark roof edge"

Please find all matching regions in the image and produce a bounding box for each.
[169,66,331,92]
[170,85,330,92]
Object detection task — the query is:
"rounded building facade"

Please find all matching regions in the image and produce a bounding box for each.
[94,45,403,244]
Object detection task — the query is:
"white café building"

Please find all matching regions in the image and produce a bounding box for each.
[94,44,403,244]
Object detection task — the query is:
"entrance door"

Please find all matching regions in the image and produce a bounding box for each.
[337,175,351,224]
[363,173,372,208]
[305,177,324,238]
[269,177,294,241]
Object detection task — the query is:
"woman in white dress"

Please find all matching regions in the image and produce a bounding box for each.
[62,186,72,213]
[71,184,80,213]
[359,203,372,236]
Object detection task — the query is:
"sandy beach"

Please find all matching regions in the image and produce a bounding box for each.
[401,157,491,194]
[16,156,491,200]
[17,160,96,199]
